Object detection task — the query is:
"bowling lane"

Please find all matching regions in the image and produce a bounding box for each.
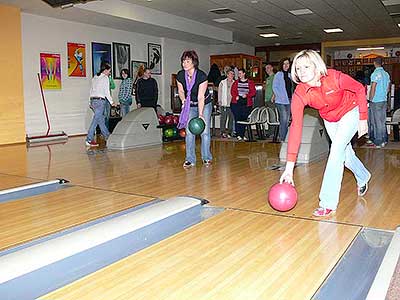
[0,174,39,190]
[41,210,360,300]
[0,186,154,251]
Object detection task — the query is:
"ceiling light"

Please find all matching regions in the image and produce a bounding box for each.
[213,18,236,23]
[398,23,400,27]
[259,33,279,38]
[209,8,236,14]
[289,8,313,15]
[60,3,74,9]
[382,0,400,6]
[324,28,343,33]
[357,47,385,51]
[255,25,276,30]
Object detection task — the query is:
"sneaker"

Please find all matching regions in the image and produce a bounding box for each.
[366,140,374,145]
[221,133,227,138]
[237,136,243,141]
[358,183,368,197]
[203,160,212,166]
[227,134,232,138]
[312,207,335,217]
[183,161,195,168]
[243,136,248,141]
[85,140,99,147]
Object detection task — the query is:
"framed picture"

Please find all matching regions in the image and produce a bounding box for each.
[131,60,147,95]
[40,53,61,90]
[67,42,86,77]
[148,43,162,75]
[91,42,112,77]
[113,42,131,79]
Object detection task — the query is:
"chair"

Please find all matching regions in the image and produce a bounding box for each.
[386,108,400,141]
[266,107,280,143]
[237,107,260,141]
[256,107,269,140]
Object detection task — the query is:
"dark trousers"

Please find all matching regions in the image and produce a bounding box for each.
[231,103,251,138]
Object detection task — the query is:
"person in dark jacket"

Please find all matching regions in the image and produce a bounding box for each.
[136,68,158,108]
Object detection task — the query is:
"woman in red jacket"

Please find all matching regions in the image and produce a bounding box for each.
[280,50,371,217]
[231,68,256,141]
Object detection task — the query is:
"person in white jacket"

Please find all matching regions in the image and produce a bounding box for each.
[218,69,235,138]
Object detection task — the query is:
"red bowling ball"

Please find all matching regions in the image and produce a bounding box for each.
[164,115,174,125]
[268,182,298,212]
[158,114,165,125]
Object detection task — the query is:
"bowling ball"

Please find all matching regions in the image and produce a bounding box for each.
[268,182,298,212]
[188,117,205,135]
[164,115,174,125]
[173,115,179,125]
[172,127,178,137]
[158,114,165,125]
[179,128,186,138]
[164,128,174,138]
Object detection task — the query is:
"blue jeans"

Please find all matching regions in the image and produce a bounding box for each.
[185,102,212,164]
[104,101,111,128]
[86,99,110,142]
[319,107,371,210]
[276,103,291,141]
[120,103,131,117]
[369,101,388,145]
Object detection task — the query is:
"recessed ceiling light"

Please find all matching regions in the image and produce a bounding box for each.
[324,28,343,33]
[213,18,236,23]
[382,0,400,6]
[251,0,259,3]
[209,8,236,14]
[259,33,279,38]
[289,8,313,15]
[255,24,276,30]
[357,47,385,51]
[398,23,400,27]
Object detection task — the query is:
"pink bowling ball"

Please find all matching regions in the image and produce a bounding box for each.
[268,182,298,212]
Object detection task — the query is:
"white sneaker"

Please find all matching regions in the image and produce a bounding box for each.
[237,136,243,141]
[243,136,248,141]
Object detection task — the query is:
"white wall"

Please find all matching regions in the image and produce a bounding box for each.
[21,13,252,135]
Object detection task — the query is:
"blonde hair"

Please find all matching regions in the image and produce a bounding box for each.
[291,50,327,84]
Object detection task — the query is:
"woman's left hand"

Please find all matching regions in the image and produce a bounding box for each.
[358,119,368,138]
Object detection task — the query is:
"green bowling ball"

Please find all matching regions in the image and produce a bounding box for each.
[164,128,174,138]
[188,117,205,135]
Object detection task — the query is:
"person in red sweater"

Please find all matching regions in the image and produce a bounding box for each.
[231,68,256,140]
[280,50,371,217]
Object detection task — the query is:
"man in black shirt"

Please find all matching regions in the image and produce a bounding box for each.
[136,68,158,108]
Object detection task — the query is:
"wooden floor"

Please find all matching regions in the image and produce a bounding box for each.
[1,136,399,299]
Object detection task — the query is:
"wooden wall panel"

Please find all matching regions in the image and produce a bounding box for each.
[0,5,25,144]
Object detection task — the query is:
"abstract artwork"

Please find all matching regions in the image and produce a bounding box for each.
[148,43,162,75]
[113,42,131,79]
[91,42,112,77]
[40,53,61,90]
[67,42,86,77]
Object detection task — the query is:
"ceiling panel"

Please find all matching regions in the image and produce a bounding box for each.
[1,0,399,46]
